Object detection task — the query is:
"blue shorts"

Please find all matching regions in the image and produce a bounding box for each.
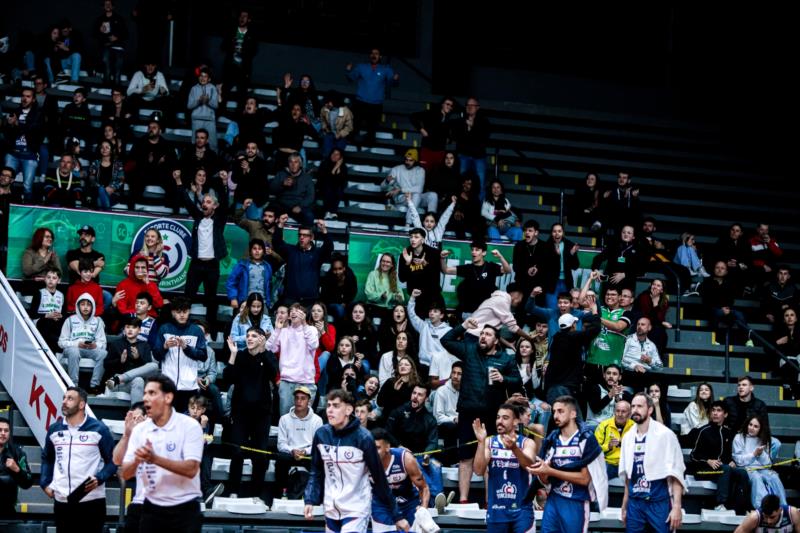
[540,495,589,533]
[372,500,417,530]
[487,506,537,533]
[325,515,369,533]
[626,497,671,533]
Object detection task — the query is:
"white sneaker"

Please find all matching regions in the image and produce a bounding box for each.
[434,492,447,513]
[714,504,727,511]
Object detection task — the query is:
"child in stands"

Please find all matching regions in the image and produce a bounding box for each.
[28,267,66,354]
[66,258,104,316]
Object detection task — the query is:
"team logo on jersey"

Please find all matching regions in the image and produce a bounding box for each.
[558,481,574,497]
[344,450,354,460]
[497,482,517,499]
[167,442,176,452]
[79,434,89,442]
[131,219,192,290]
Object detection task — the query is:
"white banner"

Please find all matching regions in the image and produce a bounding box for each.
[0,271,93,447]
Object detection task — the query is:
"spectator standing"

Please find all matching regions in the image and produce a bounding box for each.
[41,387,116,533]
[634,279,671,355]
[596,171,641,234]
[544,223,580,310]
[543,311,601,406]
[448,173,482,239]
[586,286,630,375]
[345,48,399,145]
[590,225,645,291]
[153,297,208,412]
[181,184,228,332]
[87,140,125,209]
[317,147,349,220]
[187,68,219,150]
[450,97,490,200]
[104,316,159,405]
[224,331,278,497]
[276,386,323,496]
[410,96,455,171]
[272,220,333,306]
[568,172,601,228]
[749,223,784,289]
[221,10,257,100]
[406,194,456,250]
[440,242,510,318]
[94,1,127,84]
[120,376,205,533]
[2,87,44,202]
[28,268,66,353]
[0,417,33,519]
[127,118,176,210]
[440,322,521,505]
[710,223,751,295]
[775,308,800,398]
[267,303,319,416]
[464,285,531,343]
[399,228,442,318]
[433,363,461,470]
[586,364,632,428]
[234,204,285,265]
[408,290,453,379]
[594,399,633,479]
[513,220,551,300]
[619,393,685,532]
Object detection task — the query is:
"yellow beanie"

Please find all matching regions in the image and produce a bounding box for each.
[405,148,419,162]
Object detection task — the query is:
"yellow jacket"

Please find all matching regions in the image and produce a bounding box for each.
[594,417,634,466]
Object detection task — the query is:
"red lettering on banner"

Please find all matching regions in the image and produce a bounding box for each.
[0,324,8,352]
[29,375,59,430]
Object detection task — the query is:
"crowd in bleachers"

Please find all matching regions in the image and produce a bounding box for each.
[2,6,800,530]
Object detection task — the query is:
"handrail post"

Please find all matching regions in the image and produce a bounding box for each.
[559,189,564,226]
[724,327,731,383]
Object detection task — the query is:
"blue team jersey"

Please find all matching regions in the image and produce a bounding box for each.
[757,505,795,533]
[487,434,532,522]
[540,426,601,502]
[629,434,669,501]
[372,447,419,524]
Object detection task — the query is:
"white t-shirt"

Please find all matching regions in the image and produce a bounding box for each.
[429,351,459,381]
[197,218,214,259]
[123,409,204,506]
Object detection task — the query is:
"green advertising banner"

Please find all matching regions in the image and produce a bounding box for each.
[6,205,297,295]
[348,231,600,308]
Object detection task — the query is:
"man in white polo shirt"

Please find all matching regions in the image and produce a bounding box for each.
[121,375,204,533]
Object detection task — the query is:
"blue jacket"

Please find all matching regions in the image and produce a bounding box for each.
[346,63,396,105]
[153,321,208,391]
[225,259,273,307]
[229,314,274,350]
[40,415,117,502]
[273,228,333,302]
[305,418,401,522]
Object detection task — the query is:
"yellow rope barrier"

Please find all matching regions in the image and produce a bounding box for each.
[695,457,798,475]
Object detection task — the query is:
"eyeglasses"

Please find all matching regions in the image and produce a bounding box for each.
[299,233,313,239]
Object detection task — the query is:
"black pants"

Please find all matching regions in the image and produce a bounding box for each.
[173,389,199,414]
[696,465,750,512]
[185,258,219,331]
[352,99,382,145]
[125,502,142,533]
[273,452,308,493]
[438,421,458,466]
[456,408,493,461]
[229,408,271,496]
[54,497,106,533]
[140,499,201,533]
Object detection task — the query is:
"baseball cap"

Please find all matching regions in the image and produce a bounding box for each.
[558,314,579,330]
[293,385,312,398]
[77,225,96,237]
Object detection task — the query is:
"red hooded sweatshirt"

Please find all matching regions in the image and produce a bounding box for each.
[115,254,164,316]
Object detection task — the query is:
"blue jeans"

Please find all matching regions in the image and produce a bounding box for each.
[546,280,569,311]
[96,186,120,210]
[488,224,523,243]
[101,47,124,82]
[606,463,619,480]
[327,303,346,323]
[417,455,443,501]
[317,350,331,396]
[44,53,82,84]
[460,156,487,201]
[4,153,38,202]
[37,144,50,177]
[322,133,348,160]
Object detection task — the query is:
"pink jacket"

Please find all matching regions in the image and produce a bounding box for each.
[465,290,520,337]
[266,324,319,384]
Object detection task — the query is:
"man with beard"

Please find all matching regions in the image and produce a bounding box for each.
[399,227,442,319]
[619,393,684,533]
[386,384,444,510]
[371,428,429,533]
[40,387,116,533]
[0,417,33,519]
[527,396,606,533]
[66,225,106,284]
[177,129,220,188]
[120,376,204,533]
[229,140,269,220]
[473,403,537,533]
[235,203,285,267]
[128,118,176,210]
[304,389,407,532]
[513,220,551,305]
[441,322,521,508]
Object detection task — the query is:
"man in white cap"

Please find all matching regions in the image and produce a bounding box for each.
[543,304,601,406]
[275,385,323,496]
